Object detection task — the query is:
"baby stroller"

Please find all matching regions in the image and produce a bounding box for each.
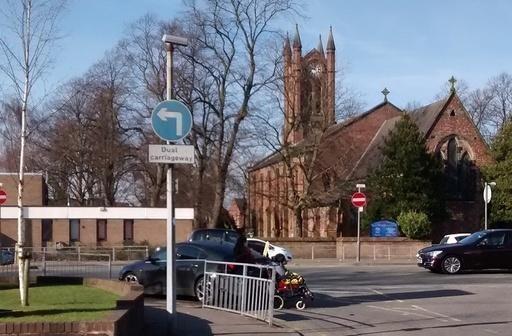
[273,264,314,310]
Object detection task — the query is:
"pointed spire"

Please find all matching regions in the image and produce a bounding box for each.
[317,34,324,57]
[283,32,291,57]
[327,26,335,51]
[293,24,301,49]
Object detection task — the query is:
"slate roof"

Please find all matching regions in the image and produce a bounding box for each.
[409,94,451,135]
[249,101,403,172]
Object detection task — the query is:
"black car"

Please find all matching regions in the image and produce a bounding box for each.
[417,229,512,274]
[0,249,14,265]
[119,240,270,299]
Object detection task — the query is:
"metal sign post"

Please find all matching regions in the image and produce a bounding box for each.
[0,189,5,234]
[149,35,190,320]
[483,182,495,230]
[352,184,366,262]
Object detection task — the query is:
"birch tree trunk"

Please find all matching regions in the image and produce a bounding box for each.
[16,0,32,307]
[0,0,65,306]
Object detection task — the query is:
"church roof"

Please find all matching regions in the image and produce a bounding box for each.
[249,101,403,173]
[409,94,451,136]
[348,116,402,180]
[249,138,313,171]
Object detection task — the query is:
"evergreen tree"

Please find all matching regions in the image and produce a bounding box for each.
[484,121,512,227]
[365,114,445,228]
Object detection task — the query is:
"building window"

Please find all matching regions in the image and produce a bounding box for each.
[123,219,134,241]
[97,219,107,242]
[42,219,53,245]
[70,219,80,242]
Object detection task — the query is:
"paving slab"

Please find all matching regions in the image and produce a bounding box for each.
[143,297,300,336]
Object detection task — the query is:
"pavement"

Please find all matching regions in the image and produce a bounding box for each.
[140,259,420,336]
[143,296,300,336]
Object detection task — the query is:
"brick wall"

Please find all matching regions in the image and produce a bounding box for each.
[268,237,430,260]
[426,94,493,166]
[0,174,45,206]
[0,217,193,248]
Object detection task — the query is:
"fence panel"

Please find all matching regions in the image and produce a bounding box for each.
[0,248,112,279]
[202,260,275,325]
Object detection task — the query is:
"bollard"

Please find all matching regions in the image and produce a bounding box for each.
[112,247,116,262]
[77,246,81,262]
[311,245,314,260]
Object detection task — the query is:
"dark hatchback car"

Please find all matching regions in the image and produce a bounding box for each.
[417,229,512,274]
[119,240,269,300]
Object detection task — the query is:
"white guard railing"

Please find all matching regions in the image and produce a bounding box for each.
[202,260,276,325]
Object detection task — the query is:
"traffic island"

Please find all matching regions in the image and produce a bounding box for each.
[0,276,143,336]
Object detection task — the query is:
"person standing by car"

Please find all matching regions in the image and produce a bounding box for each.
[233,235,255,264]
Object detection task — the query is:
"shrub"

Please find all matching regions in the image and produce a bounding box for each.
[398,211,431,239]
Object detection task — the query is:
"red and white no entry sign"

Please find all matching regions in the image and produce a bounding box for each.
[0,190,6,205]
[351,192,366,208]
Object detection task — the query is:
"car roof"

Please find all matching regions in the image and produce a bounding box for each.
[192,228,238,233]
[444,233,470,237]
[178,240,236,254]
[247,238,265,243]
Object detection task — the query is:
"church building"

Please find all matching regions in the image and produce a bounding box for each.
[247,26,493,240]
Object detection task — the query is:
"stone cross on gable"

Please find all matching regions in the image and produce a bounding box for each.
[381,88,390,102]
[449,76,457,93]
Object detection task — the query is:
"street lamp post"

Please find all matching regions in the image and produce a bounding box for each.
[162,34,188,317]
[484,181,496,230]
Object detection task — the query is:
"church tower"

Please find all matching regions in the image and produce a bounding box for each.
[283,25,336,144]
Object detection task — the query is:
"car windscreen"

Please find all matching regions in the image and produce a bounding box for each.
[439,237,449,244]
[459,232,486,245]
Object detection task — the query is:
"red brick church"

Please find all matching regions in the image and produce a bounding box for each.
[247,26,492,240]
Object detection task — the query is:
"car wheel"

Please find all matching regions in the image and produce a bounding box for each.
[194,276,211,302]
[123,272,139,283]
[442,256,462,274]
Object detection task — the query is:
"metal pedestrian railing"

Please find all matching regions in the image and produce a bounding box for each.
[202,260,276,325]
[0,247,112,279]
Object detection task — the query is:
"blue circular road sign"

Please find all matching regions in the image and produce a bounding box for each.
[151,100,193,141]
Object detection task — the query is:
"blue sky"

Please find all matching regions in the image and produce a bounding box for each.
[24,0,512,108]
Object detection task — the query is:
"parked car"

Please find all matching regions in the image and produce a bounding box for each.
[188,228,240,244]
[417,229,512,274]
[0,249,14,265]
[438,233,471,245]
[119,240,270,300]
[247,238,293,262]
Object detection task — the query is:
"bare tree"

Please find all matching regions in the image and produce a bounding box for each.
[0,0,65,306]
[183,0,299,228]
[487,72,512,133]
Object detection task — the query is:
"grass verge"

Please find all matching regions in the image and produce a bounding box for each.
[0,284,119,322]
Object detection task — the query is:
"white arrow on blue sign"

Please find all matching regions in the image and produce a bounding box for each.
[151,100,193,142]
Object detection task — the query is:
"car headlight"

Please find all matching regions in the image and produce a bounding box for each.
[425,251,443,258]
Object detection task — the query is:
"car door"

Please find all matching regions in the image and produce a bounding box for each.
[476,231,508,269]
[176,245,206,294]
[140,249,167,291]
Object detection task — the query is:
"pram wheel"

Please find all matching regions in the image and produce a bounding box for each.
[274,295,284,310]
[296,299,306,310]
